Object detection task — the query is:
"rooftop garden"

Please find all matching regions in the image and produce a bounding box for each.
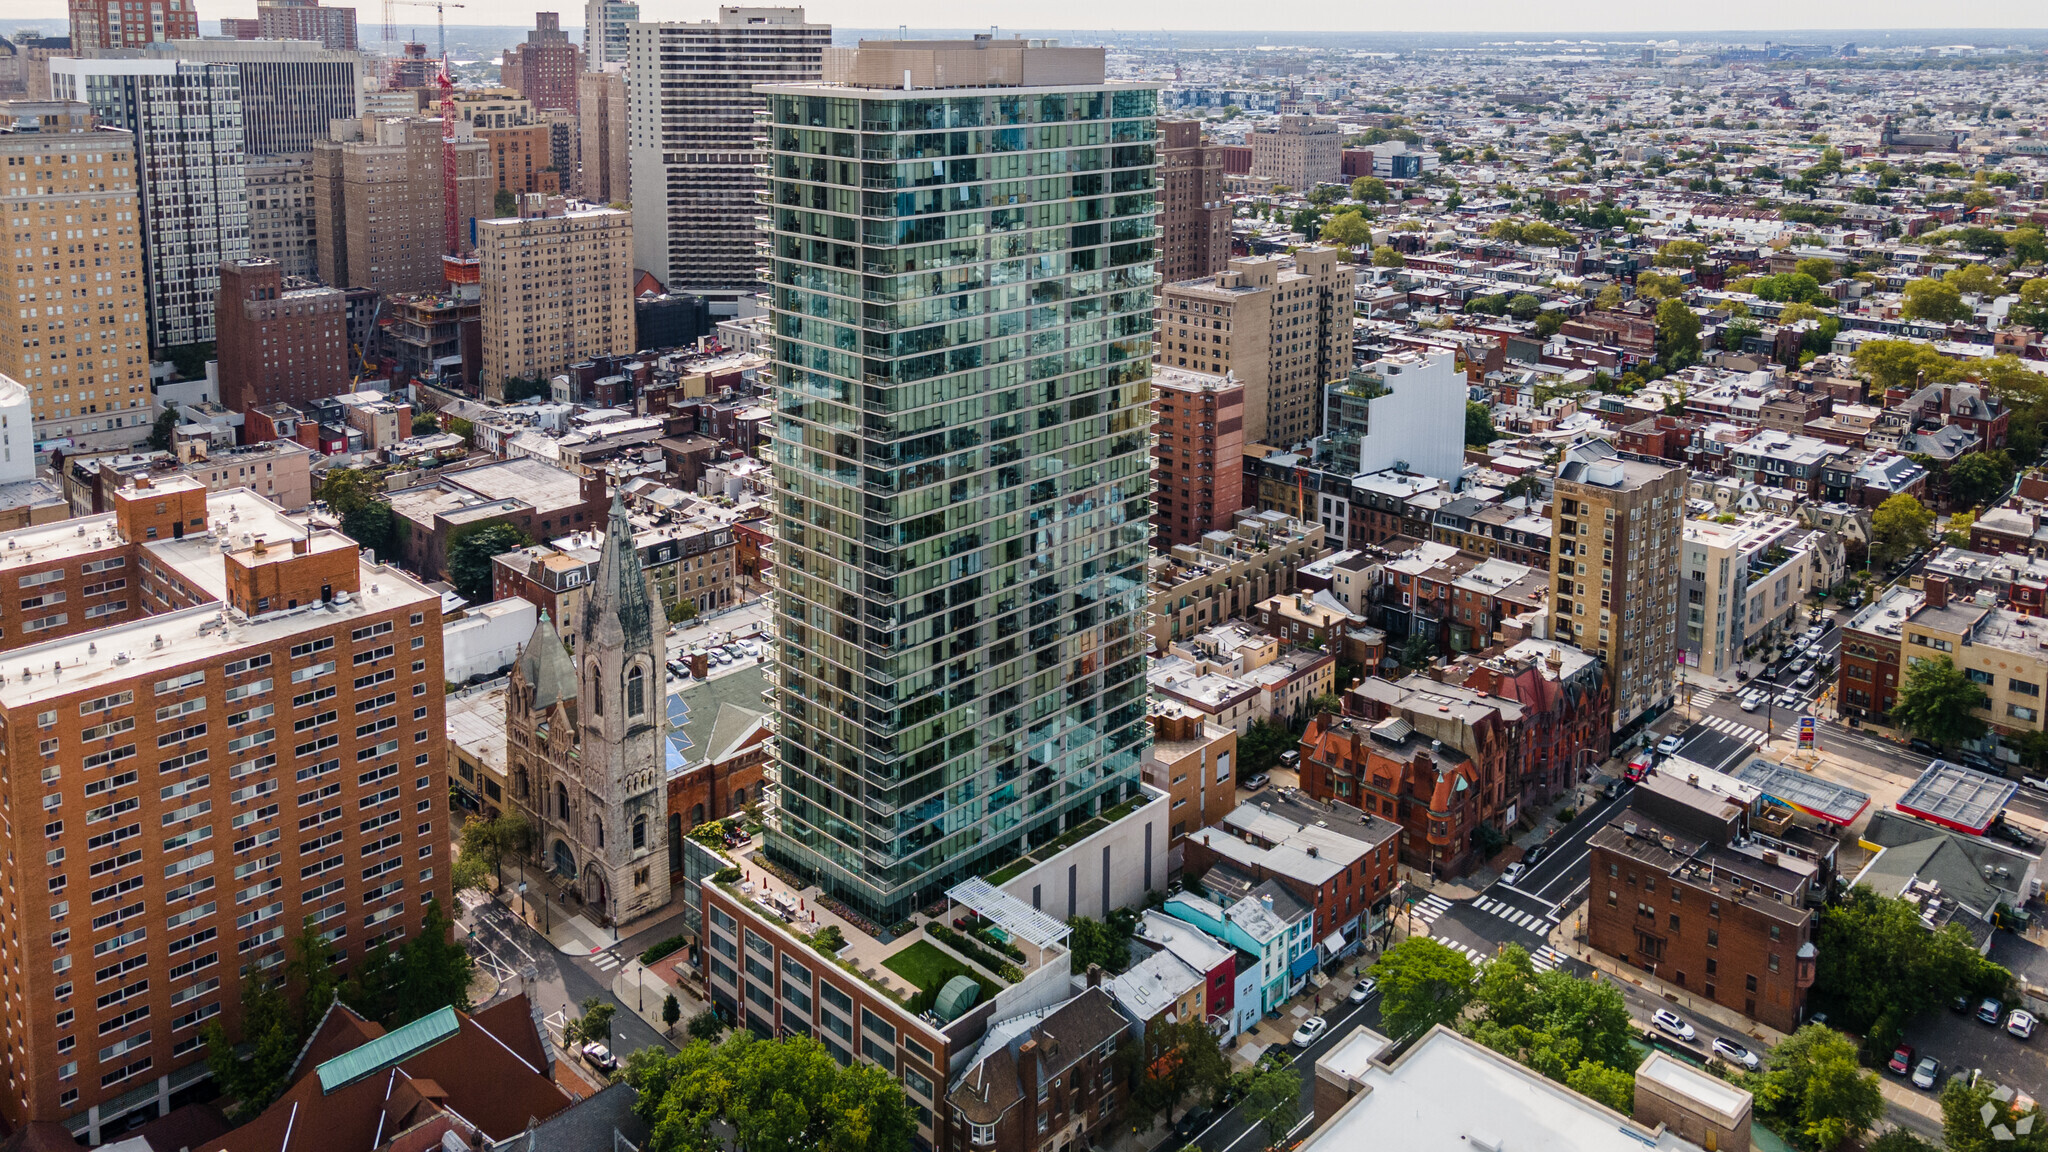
[980,795,1147,886]
[881,941,1003,1016]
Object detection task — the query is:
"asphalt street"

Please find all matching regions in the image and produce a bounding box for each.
[1150,987,1386,1152]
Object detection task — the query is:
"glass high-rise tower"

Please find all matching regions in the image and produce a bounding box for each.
[758,39,1160,921]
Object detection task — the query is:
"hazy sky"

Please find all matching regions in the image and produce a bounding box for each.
[12,0,2048,37]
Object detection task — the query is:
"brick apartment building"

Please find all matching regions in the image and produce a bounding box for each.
[214,259,349,416]
[1836,584,1924,722]
[500,12,581,114]
[1297,710,1488,877]
[478,124,562,197]
[1156,120,1230,286]
[67,0,199,48]
[1150,367,1245,548]
[0,475,448,1137]
[1181,791,1399,951]
[1586,777,1817,1033]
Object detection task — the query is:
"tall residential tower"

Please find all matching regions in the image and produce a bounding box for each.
[626,6,827,312]
[758,38,1160,920]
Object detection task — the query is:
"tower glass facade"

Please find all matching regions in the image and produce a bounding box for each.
[758,60,1161,920]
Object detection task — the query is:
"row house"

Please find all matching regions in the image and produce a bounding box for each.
[1817,451,1930,510]
[1446,638,1611,811]
[1837,584,1924,722]
[1181,792,1401,962]
[1297,709,1492,878]
[1723,430,1841,499]
[1162,879,1317,1013]
[1429,497,1554,568]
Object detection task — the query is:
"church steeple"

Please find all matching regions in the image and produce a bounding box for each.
[582,492,655,652]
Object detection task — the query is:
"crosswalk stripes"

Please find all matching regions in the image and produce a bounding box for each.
[1472,896,1558,934]
[1687,688,1722,708]
[1693,713,1768,747]
[1531,946,1567,972]
[1411,894,1452,924]
[591,951,621,971]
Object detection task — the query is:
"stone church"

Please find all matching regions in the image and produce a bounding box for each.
[505,494,671,925]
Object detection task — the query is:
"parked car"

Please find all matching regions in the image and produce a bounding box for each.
[2021,775,2048,795]
[1954,995,1974,1013]
[2010,1009,2038,1040]
[1245,773,1270,793]
[1291,1016,1328,1047]
[1625,755,1656,783]
[1172,1108,1215,1140]
[1912,1056,1942,1090]
[1349,979,1378,1004]
[1523,844,1552,867]
[1909,737,1939,756]
[1887,1044,1915,1075]
[1795,669,1818,689]
[1604,778,1626,798]
[1979,998,2004,1025]
[1501,863,1526,885]
[581,1042,617,1072]
[1655,734,1683,757]
[1712,1038,1760,1070]
[1991,819,2045,852]
[1652,1009,1696,1043]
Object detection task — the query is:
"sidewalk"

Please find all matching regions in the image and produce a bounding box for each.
[497,857,695,956]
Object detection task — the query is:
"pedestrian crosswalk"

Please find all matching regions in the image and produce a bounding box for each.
[1687,688,1723,708]
[1692,713,1768,747]
[1530,946,1568,972]
[1411,894,1452,925]
[592,950,622,971]
[1472,895,1560,934]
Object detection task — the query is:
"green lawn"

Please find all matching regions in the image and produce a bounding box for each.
[882,940,1001,1014]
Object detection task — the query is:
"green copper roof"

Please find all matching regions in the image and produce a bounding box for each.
[315,1006,460,1094]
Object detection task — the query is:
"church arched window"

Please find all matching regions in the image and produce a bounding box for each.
[626,664,646,718]
[633,813,647,850]
[556,781,570,822]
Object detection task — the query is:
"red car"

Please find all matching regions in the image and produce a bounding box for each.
[1887,1044,1914,1075]
[1625,754,1656,784]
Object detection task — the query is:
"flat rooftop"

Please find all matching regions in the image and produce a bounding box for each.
[1300,1025,1705,1152]
[1896,759,2018,835]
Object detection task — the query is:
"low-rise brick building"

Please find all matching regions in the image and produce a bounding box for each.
[1837,584,1924,722]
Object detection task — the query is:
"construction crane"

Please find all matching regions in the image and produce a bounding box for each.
[384,0,464,59]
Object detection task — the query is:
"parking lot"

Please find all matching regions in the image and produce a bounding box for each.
[1887,997,2044,1104]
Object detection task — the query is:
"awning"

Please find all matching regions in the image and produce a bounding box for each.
[1321,931,1347,957]
[1288,950,1319,978]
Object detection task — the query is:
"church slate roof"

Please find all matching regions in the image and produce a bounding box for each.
[515,610,579,711]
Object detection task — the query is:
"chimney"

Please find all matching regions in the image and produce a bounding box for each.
[1924,575,1948,610]
[1086,963,1102,989]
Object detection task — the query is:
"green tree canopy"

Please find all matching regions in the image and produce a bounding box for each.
[1240,1066,1301,1149]
[1753,1026,1885,1152]
[1942,1071,2048,1152]
[1890,653,1990,750]
[340,899,476,1025]
[1655,239,1708,268]
[1115,1018,1231,1130]
[1593,283,1625,310]
[149,403,181,451]
[1564,1061,1637,1115]
[1902,277,1971,323]
[494,188,520,217]
[1813,887,2011,1033]
[1508,293,1543,321]
[1750,272,1825,304]
[1320,210,1372,250]
[1370,937,1475,1040]
[1350,176,1389,203]
[1466,401,1498,446]
[452,811,531,892]
[1869,492,1934,568]
[1067,909,1139,975]
[1372,247,1406,268]
[625,1032,916,1152]
[318,467,400,558]
[1946,264,2003,297]
[1533,310,1565,338]
[1634,270,1685,300]
[1947,451,2014,509]
[1655,297,1702,368]
[1793,256,1838,283]
[1853,339,1962,392]
[445,521,533,602]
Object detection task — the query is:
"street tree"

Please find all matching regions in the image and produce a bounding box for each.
[1946,264,2004,298]
[1869,492,1934,569]
[1240,1065,1301,1149]
[1371,247,1405,268]
[662,994,682,1034]
[1890,654,1990,751]
[451,811,532,893]
[1564,1061,1636,1115]
[626,1032,915,1152]
[1115,1018,1231,1131]
[1634,270,1685,300]
[1941,1072,2048,1152]
[1947,452,2014,510]
[1350,176,1389,203]
[687,1010,727,1042]
[149,402,180,451]
[1369,937,1475,1040]
[568,995,617,1049]
[1753,1026,1884,1152]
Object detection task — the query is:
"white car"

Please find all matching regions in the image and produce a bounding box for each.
[2021,775,2048,795]
[580,1041,617,1071]
[2010,1009,2038,1040]
[1291,1016,1328,1047]
[1712,1037,1760,1070]
[1655,734,1683,756]
[1775,690,1802,709]
[1501,862,1526,886]
[1740,692,1764,712]
[1795,669,1818,689]
[1348,979,1378,1004]
[1652,1009,1697,1043]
